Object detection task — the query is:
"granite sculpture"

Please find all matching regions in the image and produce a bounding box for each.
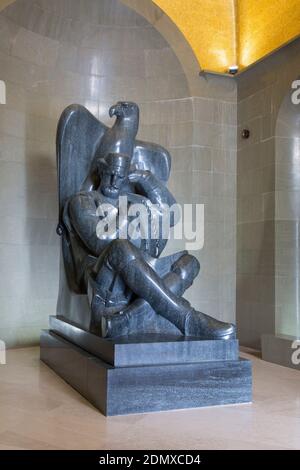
[56,101,235,341]
[40,101,252,416]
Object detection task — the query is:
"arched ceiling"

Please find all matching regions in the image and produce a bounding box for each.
[1,0,300,74]
[153,0,300,74]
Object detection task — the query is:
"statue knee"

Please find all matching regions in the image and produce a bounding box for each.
[106,239,139,272]
[173,254,200,281]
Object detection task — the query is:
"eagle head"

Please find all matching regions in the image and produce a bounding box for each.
[109,101,139,121]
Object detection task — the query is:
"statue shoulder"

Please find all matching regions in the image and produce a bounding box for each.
[65,191,102,222]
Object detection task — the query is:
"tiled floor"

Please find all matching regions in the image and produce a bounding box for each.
[0,347,300,450]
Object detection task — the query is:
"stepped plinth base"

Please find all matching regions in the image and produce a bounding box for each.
[40,327,252,416]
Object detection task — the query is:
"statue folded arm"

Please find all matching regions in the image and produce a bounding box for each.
[129,170,178,227]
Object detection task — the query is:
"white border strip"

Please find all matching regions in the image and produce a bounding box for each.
[0,340,6,365]
[0,80,6,104]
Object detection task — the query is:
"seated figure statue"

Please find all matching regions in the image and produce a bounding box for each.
[56,101,235,340]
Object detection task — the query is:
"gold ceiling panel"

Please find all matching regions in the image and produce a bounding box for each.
[153,0,300,74]
[153,0,237,73]
[1,0,300,74]
[239,0,300,69]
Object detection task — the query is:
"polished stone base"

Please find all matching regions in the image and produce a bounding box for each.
[262,334,300,370]
[40,329,252,416]
[49,315,239,367]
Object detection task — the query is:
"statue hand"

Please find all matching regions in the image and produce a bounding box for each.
[128,169,152,184]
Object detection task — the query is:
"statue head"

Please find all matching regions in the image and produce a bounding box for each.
[98,153,131,199]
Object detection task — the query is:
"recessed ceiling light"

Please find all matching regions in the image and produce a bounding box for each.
[228,65,239,75]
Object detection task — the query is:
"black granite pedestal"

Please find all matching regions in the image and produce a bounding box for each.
[40,318,252,416]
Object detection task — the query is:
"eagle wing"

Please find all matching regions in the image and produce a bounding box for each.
[57,104,108,293]
[57,104,108,224]
[132,139,171,184]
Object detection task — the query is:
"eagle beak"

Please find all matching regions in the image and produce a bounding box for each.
[109,105,116,118]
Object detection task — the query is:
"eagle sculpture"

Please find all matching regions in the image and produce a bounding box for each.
[56,101,235,340]
[57,101,172,288]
